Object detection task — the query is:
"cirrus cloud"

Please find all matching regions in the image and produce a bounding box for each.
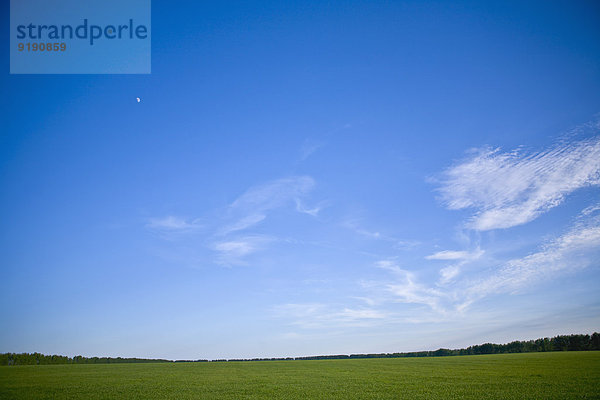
[437,130,600,231]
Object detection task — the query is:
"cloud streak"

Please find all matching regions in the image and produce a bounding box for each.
[461,208,600,307]
[299,139,325,161]
[373,207,600,315]
[146,175,322,266]
[437,132,600,230]
[426,249,483,261]
[220,176,316,235]
[272,303,387,329]
[425,249,484,285]
[147,216,202,230]
[145,216,203,238]
[375,260,444,312]
[213,235,275,266]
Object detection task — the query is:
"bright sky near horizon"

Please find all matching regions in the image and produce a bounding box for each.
[1,1,600,360]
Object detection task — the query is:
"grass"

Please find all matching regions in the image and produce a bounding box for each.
[1,351,599,399]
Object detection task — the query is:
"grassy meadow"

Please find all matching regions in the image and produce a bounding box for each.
[1,351,599,399]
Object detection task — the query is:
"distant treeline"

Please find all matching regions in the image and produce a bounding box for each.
[0,353,171,366]
[292,332,600,361]
[2,332,599,365]
[217,332,600,362]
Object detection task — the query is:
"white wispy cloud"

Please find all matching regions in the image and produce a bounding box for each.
[271,206,600,329]
[295,199,327,217]
[438,265,461,285]
[220,214,267,235]
[425,249,483,260]
[337,308,387,321]
[375,260,444,312]
[271,303,330,329]
[343,219,419,248]
[220,176,316,235]
[297,124,352,162]
[425,249,484,285]
[146,176,323,267]
[372,207,600,314]
[146,216,202,232]
[437,132,600,230]
[273,303,387,329]
[461,208,600,307]
[230,176,315,211]
[299,139,325,161]
[213,235,275,266]
[342,219,385,239]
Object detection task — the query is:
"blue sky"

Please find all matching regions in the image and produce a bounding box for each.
[1,0,600,360]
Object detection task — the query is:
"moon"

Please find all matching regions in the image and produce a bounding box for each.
[136,97,141,103]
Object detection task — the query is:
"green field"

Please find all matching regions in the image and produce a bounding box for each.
[1,351,599,399]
